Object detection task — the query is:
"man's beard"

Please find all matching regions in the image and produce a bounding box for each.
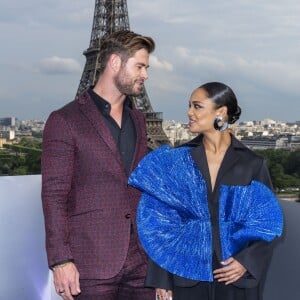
[114,69,143,97]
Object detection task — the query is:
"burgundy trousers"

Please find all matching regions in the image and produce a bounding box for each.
[76,230,155,300]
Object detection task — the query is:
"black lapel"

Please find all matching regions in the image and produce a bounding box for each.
[215,135,243,187]
[190,145,211,190]
[77,91,122,165]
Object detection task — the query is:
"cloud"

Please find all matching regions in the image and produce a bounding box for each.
[172,45,300,92]
[37,56,82,75]
[129,0,199,25]
[1,0,300,122]
[175,47,226,70]
[66,7,93,23]
[234,57,300,93]
[150,56,173,71]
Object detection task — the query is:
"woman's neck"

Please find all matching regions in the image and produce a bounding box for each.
[203,131,231,154]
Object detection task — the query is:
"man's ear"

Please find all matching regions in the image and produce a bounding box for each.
[109,53,122,72]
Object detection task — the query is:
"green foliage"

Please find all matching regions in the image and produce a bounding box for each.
[255,149,300,190]
[285,150,300,177]
[0,137,41,175]
[10,166,28,175]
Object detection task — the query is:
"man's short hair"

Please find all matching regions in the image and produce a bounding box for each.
[97,30,155,75]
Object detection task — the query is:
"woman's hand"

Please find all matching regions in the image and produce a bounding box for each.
[213,257,247,285]
[155,288,173,300]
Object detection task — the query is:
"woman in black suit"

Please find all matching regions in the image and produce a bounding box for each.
[129,82,283,300]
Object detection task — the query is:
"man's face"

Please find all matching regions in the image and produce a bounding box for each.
[114,48,150,96]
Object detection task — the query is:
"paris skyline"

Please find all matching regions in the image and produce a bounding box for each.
[0,0,299,122]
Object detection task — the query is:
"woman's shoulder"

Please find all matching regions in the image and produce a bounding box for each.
[134,145,195,176]
[231,135,264,162]
[151,144,191,156]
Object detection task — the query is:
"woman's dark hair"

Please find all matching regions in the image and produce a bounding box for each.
[199,82,241,124]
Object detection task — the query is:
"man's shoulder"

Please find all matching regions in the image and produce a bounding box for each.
[57,99,78,113]
[50,91,90,117]
[45,97,84,129]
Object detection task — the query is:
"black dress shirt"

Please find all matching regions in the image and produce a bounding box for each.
[88,88,136,175]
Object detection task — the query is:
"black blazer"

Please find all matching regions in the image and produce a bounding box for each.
[145,134,276,292]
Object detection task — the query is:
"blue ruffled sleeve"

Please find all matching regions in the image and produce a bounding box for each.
[129,146,214,281]
[219,180,283,260]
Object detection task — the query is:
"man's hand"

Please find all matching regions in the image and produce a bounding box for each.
[213,257,247,285]
[155,288,173,300]
[53,262,81,300]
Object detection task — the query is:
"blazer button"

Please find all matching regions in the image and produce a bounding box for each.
[125,213,131,219]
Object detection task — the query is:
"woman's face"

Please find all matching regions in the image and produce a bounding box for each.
[188,88,219,134]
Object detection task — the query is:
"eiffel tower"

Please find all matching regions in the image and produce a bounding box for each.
[76,0,169,149]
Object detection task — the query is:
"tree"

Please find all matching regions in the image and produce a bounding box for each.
[255,149,300,191]
[285,150,300,177]
[1,137,42,175]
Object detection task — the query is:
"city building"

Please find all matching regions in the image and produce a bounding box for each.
[0,116,299,150]
[163,119,300,150]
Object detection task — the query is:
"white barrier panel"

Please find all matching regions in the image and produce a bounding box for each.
[0,175,299,299]
[0,175,60,300]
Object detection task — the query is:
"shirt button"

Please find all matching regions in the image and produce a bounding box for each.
[125,213,131,219]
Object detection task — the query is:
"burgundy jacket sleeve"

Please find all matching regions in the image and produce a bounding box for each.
[41,111,75,267]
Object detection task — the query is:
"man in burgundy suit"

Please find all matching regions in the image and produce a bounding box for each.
[41,30,155,300]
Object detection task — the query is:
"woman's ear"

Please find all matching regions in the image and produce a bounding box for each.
[216,106,228,120]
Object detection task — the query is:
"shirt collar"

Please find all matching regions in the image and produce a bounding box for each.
[181,133,246,150]
[88,88,133,116]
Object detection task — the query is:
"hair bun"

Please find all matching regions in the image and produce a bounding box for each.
[229,106,241,124]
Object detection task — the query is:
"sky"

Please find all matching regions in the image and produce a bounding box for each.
[0,0,299,123]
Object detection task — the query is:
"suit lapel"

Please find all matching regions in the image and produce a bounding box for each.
[77,91,122,165]
[190,145,211,187]
[188,134,242,192]
[129,109,145,172]
[215,136,242,187]
[215,146,240,185]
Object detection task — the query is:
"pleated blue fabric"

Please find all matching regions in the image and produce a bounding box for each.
[128,145,283,281]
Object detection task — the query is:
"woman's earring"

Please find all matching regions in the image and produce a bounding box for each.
[213,116,228,131]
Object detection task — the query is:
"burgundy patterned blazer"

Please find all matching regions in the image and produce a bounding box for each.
[41,90,148,279]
